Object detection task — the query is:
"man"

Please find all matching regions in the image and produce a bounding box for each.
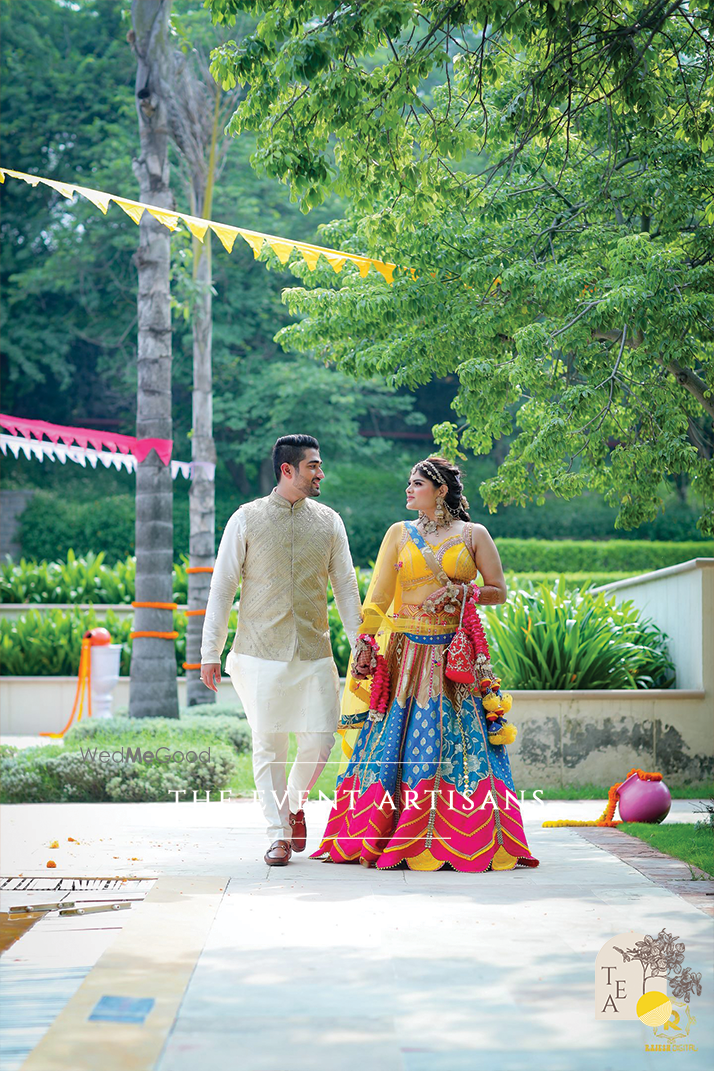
[200,435,363,866]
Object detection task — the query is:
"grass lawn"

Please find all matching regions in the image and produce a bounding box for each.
[619,822,714,877]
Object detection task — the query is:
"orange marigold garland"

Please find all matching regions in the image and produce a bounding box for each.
[542,769,663,827]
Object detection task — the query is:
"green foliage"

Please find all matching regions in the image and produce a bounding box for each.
[495,540,713,574]
[0,606,236,677]
[619,824,714,878]
[0,712,248,802]
[207,0,714,535]
[484,580,676,690]
[2,542,706,605]
[64,713,252,755]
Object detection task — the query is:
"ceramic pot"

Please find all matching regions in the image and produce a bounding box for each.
[617,771,672,824]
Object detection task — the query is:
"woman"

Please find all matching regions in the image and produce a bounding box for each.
[311,456,539,872]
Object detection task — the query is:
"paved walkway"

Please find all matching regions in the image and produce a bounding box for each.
[1,799,712,1071]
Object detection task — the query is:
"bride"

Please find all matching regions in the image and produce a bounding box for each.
[311,456,539,872]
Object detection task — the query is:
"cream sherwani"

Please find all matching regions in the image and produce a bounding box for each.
[201,489,362,842]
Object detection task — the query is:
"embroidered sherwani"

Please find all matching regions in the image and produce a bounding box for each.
[201,489,362,843]
[201,489,362,732]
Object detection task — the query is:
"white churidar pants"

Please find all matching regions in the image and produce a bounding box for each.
[252,730,335,842]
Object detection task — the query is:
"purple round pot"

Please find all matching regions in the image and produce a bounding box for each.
[617,772,672,824]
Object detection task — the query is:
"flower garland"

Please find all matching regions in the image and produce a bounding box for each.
[542,769,663,827]
[356,635,391,721]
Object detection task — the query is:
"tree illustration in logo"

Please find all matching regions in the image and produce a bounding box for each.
[670,968,703,1004]
[614,928,699,1000]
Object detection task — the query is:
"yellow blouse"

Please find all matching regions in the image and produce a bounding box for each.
[360,521,479,634]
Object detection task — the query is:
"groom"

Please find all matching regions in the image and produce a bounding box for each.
[201,435,363,866]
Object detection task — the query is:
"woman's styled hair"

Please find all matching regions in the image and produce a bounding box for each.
[414,455,471,521]
[272,434,320,482]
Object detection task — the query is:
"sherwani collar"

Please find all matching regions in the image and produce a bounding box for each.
[270,488,307,511]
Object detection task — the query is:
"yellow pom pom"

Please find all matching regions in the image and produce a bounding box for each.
[500,691,513,713]
[490,723,518,746]
[482,693,501,712]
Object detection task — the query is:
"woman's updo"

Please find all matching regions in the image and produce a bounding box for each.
[413,456,471,522]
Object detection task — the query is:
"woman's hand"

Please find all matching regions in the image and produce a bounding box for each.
[423,583,465,615]
[351,642,375,680]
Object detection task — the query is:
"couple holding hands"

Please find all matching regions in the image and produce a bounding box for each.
[201,434,538,873]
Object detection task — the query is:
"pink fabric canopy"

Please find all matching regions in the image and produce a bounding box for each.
[0,413,173,465]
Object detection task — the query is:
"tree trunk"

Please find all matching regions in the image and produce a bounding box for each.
[186,226,217,704]
[129,0,178,719]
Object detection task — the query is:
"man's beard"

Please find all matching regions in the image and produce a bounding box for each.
[297,475,320,497]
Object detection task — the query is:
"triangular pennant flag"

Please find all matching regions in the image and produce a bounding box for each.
[238,230,264,259]
[98,453,112,470]
[54,444,67,465]
[357,259,371,278]
[8,440,20,459]
[145,206,180,231]
[180,214,209,241]
[6,169,41,187]
[372,260,395,285]
[40,177,77,200]
[113,198,146,224]
[299,247,321,271]
[323,252,347,273]
[210,222,240,253]
[0,172,4,184]
[267,238,295,265]
[76,185,112,214]
[0,437,6,453]
[86,452,98,469]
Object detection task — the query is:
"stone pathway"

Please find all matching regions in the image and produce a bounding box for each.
[575,827,714,917]
[1,799,712,1071]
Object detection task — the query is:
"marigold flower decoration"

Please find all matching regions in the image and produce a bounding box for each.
[542,769,663,827]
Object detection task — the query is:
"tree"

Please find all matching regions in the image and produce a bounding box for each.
[160,7,244,704]
[129,0,179,718]
[207,1,714,535]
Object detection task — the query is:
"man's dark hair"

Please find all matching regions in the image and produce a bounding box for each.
[272,434,320,482]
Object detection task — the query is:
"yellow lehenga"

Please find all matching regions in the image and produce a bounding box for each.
[311,521,539,872]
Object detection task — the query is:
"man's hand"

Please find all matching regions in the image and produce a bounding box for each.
[200,663,221,692]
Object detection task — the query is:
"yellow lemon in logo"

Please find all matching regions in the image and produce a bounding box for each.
[637,991,672,1027]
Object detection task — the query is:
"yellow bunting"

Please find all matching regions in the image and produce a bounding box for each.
[372,260,395,285]
[238,229,264,258]
[146,206,180,231]
[114,197,146,224]
[76,185,112,214]
[40,177,77,200]
[180,214,209,241]
[299,246,321,271]
[2,167,40,186]
[1,167,402,285]
[210,222,240,252]
[268,238,295,264]
[323,252,347,273]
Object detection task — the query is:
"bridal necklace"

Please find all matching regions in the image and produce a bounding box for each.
[417,510,449,536]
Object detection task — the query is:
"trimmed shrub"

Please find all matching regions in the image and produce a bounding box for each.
[0,713,245,803]
[493,539,711,573]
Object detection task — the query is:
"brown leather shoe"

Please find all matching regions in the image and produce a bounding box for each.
[264,839,292,866]
[289,809,307,852]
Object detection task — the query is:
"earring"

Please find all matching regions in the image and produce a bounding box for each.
[434,497,446,525]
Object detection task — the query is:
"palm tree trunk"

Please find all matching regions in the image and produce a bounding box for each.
[184,85,220,705]
[129,0,178,719]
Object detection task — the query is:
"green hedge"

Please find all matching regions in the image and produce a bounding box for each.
[12,481,711,569]
[2,544,708,605]
[494,540,711,573]
[0,713,249,803]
